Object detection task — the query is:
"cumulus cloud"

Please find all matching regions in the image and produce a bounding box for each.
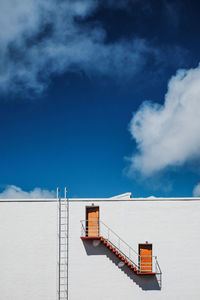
[0,185,56,199]
[129,64,200,176]
[0,0,154,96]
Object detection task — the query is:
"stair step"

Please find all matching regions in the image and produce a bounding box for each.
[97,236,156,277]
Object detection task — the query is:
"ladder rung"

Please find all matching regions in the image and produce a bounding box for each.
[60,264,68,267]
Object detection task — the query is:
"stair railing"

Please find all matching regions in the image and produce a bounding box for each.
[80,219,160,274]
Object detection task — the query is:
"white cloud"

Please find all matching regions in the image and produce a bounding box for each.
[193,183,200,197]
[129,64,200,176]
[0,0,154,96]
[0,185,56,199]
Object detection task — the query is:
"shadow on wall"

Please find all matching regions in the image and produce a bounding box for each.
[82,240,162,291]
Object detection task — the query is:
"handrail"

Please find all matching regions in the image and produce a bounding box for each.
[80,219,160,274]
[81,219,156,258]
[155,259,162,274]
[100,220,138,256]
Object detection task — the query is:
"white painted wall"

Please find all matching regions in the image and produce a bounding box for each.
[0,198,200,300]
[0,201,57,300]
[69,199,200,300]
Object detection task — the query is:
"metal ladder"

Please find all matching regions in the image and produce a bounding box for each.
[57,188,69,300]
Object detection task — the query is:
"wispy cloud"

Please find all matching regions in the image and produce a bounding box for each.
[0,185,56,199]
[0,0,155,96]
[193,183,200,197]
[102,0,136,9]
[128,64,200,176]
[162,0,181,28]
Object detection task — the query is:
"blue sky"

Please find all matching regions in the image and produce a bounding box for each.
[0,0,200,198]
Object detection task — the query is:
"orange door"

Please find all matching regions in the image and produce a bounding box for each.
[86,207,99,237]
[139,244,152,272]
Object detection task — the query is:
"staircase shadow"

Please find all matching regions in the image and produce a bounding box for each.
[82,240,161,291]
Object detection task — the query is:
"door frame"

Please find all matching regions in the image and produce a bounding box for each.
[85,206,100,237]
[138,243,152,272]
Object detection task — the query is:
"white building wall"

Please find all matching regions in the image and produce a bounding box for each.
[0,201,57,300]
[69,199,200,300]
[0,198,200,300]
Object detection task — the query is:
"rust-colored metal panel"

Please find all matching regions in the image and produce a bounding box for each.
[139,244,152,272]
[86,207,99,237]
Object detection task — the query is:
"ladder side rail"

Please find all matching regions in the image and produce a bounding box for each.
[58,189,68,300]
[58,197,61,300]
[66,189,69,300]
[56,189,59,300]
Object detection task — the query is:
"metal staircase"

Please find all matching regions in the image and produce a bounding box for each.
[57,188,69,300]
[80,219,161,276]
